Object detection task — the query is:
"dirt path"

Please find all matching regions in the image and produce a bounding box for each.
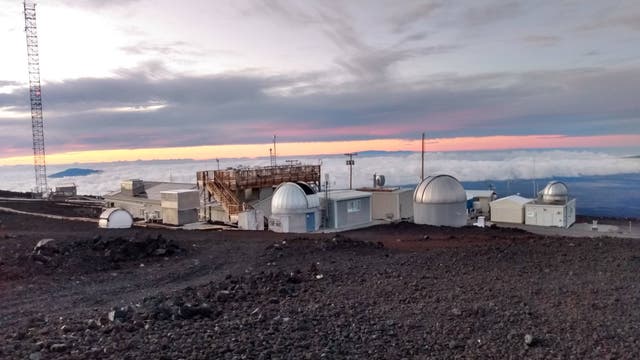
[0,206,98,223]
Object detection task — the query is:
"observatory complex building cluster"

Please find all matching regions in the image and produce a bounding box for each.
[99,162,576,232]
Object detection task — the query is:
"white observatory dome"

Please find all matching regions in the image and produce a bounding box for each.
[271,182,319,215]
[413,175,467,204]
[98,208,133,229]
[541,181,569,203]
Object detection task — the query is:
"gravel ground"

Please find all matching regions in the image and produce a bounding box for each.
[1,202,640,359]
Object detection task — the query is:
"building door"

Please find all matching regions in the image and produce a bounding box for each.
[543,207,553,226]
[305,212,315,232]
[555,209,564,227]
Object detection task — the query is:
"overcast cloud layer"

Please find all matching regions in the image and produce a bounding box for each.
[0,0,639,157]
[1,150,639,195]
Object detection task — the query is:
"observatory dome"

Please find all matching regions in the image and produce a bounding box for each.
[271,182,319,215]
[413,175,467,204]
[541,181,569,203]
[98,208,133,229]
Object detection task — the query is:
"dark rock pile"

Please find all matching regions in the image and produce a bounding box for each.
[319,233,384,251]
[26,234,184,273]
[89,234,182,262]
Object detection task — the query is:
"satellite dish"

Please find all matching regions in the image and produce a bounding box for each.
[375,175,385,187]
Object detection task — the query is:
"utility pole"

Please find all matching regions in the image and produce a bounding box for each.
[216,158,220,170]
[273,135,277,166]
[532,157,537,197]
[23,1,48,196]
[344,153,357,190]
[421,132,425,181]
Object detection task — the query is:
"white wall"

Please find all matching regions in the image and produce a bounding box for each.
[371,192,399,220]
[413,202,467,227]
[269,210,320,233]
[371,189,414,221]
[525,202,575,228]
[491,202,526,224]
[399,190,413,219]
[238,209,265,230]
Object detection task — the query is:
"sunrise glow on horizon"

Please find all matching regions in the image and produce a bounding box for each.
[1,134,638,166]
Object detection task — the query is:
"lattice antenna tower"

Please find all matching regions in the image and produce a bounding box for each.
[23,1,48,195]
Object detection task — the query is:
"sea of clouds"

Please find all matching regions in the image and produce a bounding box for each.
[1,149,639,195]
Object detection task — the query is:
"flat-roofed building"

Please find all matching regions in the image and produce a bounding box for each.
[322,190,372,229]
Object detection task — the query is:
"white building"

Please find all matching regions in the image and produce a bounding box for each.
[413,175,467,227]
[490,195,534,224]
[525,181,576,228]
[160,189,199,226]
[51,184,77,199]
[269,182,321,233]
[367,188,413,221]
[104,180,197,221]
[322,190,372,229]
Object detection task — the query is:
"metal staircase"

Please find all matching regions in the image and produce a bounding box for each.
[206,178,243,215]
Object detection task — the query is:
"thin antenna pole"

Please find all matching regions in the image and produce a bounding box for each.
[533,157,537,197]
[421,132,425,181]
[324,173,329,227]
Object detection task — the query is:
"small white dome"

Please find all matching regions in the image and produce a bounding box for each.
[98,208,133,229]
[542,181,568,202]
[271,182,319,214]
[414,175,466,204]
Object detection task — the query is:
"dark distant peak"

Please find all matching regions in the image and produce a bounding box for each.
[350,150,416,157]
[49,168,103,178]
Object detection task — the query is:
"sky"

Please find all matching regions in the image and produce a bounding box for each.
[0,0,639,164]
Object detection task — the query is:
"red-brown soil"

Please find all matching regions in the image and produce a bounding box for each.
[1,200,639,359]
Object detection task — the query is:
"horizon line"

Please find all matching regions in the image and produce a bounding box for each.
[1,134,639,166]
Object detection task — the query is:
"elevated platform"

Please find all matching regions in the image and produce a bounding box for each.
[198,164,321,216]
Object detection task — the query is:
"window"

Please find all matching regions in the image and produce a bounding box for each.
[347,199,361,213]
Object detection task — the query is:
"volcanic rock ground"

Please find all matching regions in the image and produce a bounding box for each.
[1,200,639,359]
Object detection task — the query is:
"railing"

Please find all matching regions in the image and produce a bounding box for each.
[213,165,321,190]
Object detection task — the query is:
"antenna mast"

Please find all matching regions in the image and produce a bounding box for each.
[421,132,425,181]
[23,1,48,196]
